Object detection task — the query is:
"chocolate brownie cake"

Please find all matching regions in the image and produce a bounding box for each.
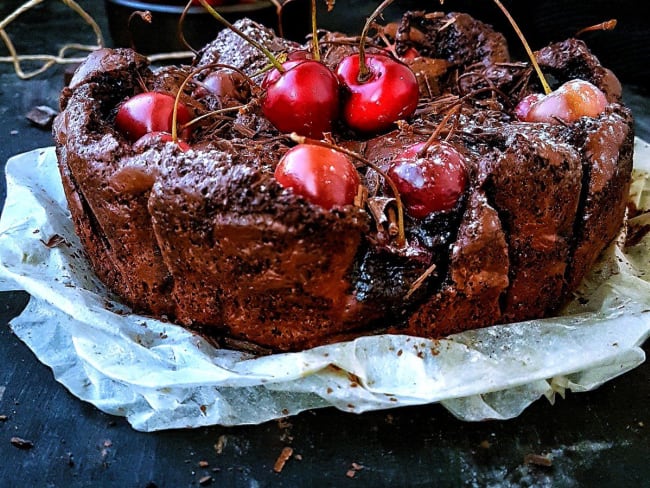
[53,10,634,352]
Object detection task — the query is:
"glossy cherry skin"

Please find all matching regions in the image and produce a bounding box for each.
[132,131,190,152]
[275,144,360,210]
[261,60,340,139]
[115,92,192,142]
[387,141,468,219]
[336,53,419,133]
[518,79,608,124]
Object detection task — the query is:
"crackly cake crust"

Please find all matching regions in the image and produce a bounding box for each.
[53,13,634,352]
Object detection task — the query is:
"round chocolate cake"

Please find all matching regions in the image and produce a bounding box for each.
[53,10,634,352]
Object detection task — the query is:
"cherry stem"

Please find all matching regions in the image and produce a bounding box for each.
[491,0,552,95]
[575,19,617,37]
[289,133,407,248]
[418,104,460,157]
[127,10,152,51]
[310,0,321,61]
[357,0,395,82]
[179,1,198,53]
[181,105,244,131]
[404,262,437,301]
[198,0,284,72]
[268,0,285,38]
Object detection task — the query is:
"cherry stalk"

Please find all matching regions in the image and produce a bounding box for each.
[198,0,284,72]
[575,19,617,37]
[491,0,551,95]
[356,0,392,83]
[310,0,320,61]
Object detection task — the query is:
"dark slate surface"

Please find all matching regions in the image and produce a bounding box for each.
[1,1,649,486]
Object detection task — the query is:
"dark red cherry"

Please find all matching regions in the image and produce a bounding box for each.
[261,60,340,139]
[336,53,419,133]
[132,131,191,152]
[115,92,192,142]
[518,79,607,123]
[387,141,468,219]
[275,144,360,209]
[193,69,249,102]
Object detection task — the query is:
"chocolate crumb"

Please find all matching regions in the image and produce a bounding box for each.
[11,437,34,450]
[214,435,227,454]
[277,418,292,429]
[524,453,553,467]
[25,105,58,129]
[273,446,293,473]
[346,462,364,478]
[479,440,491,449]
[41,234,67,248]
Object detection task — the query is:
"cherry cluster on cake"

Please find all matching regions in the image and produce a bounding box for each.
[53,4,634,352]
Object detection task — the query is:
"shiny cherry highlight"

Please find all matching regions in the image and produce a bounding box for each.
[336,53,419,134]
[115,92,192,142]
[275,144,360,210]
[387,141,468,219]
[262,60,340,139]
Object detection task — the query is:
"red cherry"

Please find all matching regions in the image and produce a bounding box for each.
[386,141,468,219]
[519,79,607,124]
[336,53,419,133]
[261,60,340,139]
[132,131,191,152]
[115,92,192,142]
[275,144,360,209]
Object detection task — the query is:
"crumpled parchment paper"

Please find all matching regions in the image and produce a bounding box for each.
[0,140,649,432]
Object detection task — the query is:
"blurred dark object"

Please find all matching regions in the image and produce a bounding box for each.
[104,0,309,54]
[317,0,649,88]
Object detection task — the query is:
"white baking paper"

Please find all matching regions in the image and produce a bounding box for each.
[0,140,649,432]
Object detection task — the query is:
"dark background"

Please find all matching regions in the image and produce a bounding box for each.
[1,1,649,486]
